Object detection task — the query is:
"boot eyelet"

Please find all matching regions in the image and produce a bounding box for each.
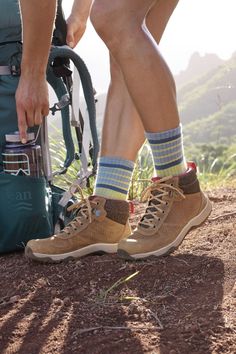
[162,210,165,214]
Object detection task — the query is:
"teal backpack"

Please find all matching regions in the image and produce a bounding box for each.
[0,0,99,253]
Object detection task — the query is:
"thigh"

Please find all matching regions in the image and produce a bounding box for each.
[146,0,179,43]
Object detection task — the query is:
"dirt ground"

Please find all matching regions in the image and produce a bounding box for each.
[0,188,235,354]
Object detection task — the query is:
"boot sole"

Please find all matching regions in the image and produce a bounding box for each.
[25,243,118,263]
[117,197,212,261]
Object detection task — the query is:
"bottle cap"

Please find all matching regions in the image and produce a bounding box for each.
[5,131,35,143]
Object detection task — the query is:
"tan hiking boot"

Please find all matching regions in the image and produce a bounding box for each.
[25,195,131,262]
[118,163,212,260]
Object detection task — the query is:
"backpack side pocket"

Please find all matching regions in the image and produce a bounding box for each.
[0,173,53,253]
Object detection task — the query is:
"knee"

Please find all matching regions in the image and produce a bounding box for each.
[90,1,120,45]
[90,1,138,51]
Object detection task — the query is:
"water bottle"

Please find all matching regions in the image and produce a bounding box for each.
[2,131,44,177]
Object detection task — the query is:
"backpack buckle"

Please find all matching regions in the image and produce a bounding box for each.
[11,65,21,76]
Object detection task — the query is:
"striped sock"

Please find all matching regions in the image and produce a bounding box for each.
[145,125,187,177]
[94,156,135,200]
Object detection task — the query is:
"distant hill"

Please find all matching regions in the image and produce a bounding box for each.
[179,54,236,145]
[175,52,224,89]
[178,55,236,125]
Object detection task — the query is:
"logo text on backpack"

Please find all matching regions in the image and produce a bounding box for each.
[15,191,32,201]
[7,191,33,211]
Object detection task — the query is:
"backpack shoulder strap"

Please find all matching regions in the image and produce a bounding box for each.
[53,0,67,46]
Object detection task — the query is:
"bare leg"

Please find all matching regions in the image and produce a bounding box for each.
[146,0,179,54]
[26,1,211,263]
[91,0,179,133]
[99,0,179,161]
[100,54,145,161]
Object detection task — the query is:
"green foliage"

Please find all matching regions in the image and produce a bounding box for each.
[129,144,154,200]
[98,271,140,303]
[49,126,94,196]
[185,143,236,188]
[183,101,236,144]
[49,136,236,200]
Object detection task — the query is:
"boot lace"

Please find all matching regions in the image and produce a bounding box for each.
[60,185,94,235]
[139,176,185,229]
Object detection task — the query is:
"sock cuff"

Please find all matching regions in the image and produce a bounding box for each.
[94,156,135,200]
[145,125,182,142]
[145,125,187,177]
[98,156,135,171]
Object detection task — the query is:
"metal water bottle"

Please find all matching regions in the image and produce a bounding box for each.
[2,131,44,177]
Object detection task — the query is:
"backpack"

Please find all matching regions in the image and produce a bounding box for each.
[0,0,99,253]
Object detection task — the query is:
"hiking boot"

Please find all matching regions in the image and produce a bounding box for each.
[117,162,212,260]
[25,195,131,262]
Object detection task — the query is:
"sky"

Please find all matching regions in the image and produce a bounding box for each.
[63,0,236,93]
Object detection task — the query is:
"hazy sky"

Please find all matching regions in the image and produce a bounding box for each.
[63,0,236,93]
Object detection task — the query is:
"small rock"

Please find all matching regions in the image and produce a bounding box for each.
[53,298,62,306]
[37,278,47,286]
[9,295,20,304]
[231,282,236,297]
[51,289,57,296]
[129,303,136,312]
[63,297,70,306]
